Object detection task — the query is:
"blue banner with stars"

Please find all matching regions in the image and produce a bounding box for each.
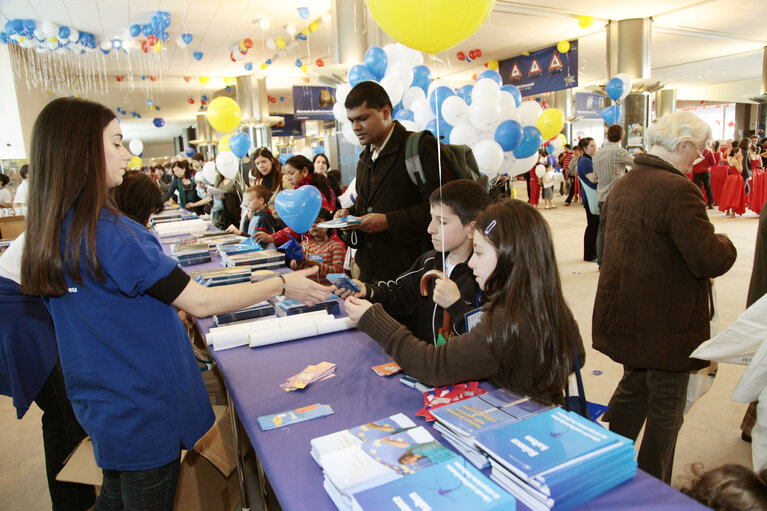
[498,41,578,97]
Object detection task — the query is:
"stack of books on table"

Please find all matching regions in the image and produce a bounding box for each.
[311,414,516,511]
[149,209,196,227]
[217,238,262,258]
[191,266,253,287]
[170,241,211,266]
[429,388,553,469]
[221,249,285,269]
[213,301,275,326]
[154,218,209,238]
[474,407,637,511]
[269,295,342,317]
[196,231,244,248]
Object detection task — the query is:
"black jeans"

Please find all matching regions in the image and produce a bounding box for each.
[96,457,181,511]
[692,172,713,207]
[565,176,576,204]
[603,366,689,484]
[35,360,96,511]
[584,206,599,261]
[596,201,605,266]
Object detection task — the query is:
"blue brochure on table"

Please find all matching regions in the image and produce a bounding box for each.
[257,403,334,430]
[351,457,516,511]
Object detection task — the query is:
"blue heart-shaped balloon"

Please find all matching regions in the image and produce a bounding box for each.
[275,186,322,234]
[181,33,193,45]
[193,51,203,61]
[229,132,251,158]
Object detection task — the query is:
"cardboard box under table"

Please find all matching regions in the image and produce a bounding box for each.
[57,405,250,511]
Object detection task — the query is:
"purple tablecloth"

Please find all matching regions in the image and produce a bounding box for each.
[168,239,706,511]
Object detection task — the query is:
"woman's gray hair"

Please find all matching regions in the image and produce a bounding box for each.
[645,111,712,152]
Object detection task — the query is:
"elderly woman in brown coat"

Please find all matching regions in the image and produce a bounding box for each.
[593,111,737,484]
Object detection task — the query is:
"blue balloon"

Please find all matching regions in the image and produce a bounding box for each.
[152,117,165,128]
[201,95,208,102]
[157,11,171,27]
[151,15,160,31]
[244,62,253,71]
[129,24,141,37]
[513,126,543,159]
[159,31,169,42]
[429,86,455,116]
[602,105,622,125]
[185,147,195,157]
[501,85,522,107]
[11,19,23,34]
[229,132,251,158]
[546,144,555,154]
[411,65,432,93]
[477,69,503,86]
[181,33,193,45]
[278,153,291,165]
[275,186,322,234]
[0,33,8,44]
[295,59,302,67]
[456,85,473,106]
[425,119,452,141]
[494,119,523,152]
[348,64,375,87]
[296,33,307,41]
[193,51,203,61]
[313,146,324,155]
[298,7,310,19]
[4,22,13,35]
[605,77,625,102]
[364,46,388,80]
[142,24,152,36]
[395,109,415,122]
[23,19,36,32]
[58,26,70,39]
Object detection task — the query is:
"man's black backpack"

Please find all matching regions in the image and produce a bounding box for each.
[404,130,489,191]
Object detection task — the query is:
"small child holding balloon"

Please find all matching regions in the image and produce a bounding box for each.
[542,163,556,209]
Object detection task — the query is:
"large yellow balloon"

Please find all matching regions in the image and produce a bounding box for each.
[218,134,231,153]
[578,15,593,29]
[557,40,570,53]
[207,97,242,133]
[537,108,565,141]
[199,76,210,85]
[276,37,285,49]
[128,156,142,169]
[366,0,495,53]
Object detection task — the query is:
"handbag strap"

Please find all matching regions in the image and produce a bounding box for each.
[567,348,591,420]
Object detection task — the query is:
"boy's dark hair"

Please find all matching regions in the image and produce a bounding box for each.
[563,144,572,150]
[344,81,393,111]
[191,152,204,162]
[0,174,9,187]
[245,184,270,202]
[111,170,164,226]
[19,164,29,179]
[429,179,490,226]
[316,208,332,222]
[606,124,624,142]
[680,463,767,511]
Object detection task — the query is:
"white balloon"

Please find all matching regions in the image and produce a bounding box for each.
[202,161,218,184]
[100,40,111,51]
[342,123,361,145]
[300,147,313,159]
[441,95,468,126]
[122,39,136,52]
[499,92,520,121]
[34,29,44,40]
[265,38,276,50]
[400,120,419,132]
[42,22,59,38]
[449,123,478,146]
[259,18,271,31]
[379,75,404,106]
[255,69,266,80]
[551,137,563,150]
[47,40,59,50]
[333,102,347,124]
[398,44,423,68]
[615,72,633,100]
[428,79,453,96]
[335,82,352,106]
[468,97,501,132]
[412,97,435,128]
[475,130,493,142]
[402,86,425,110]
[508,153,539,177]
[535,164,545,179]
[472,139,504,175]
[23,39,38,48]
[518,101,543,126]
[216,151,239,179]
[69,28,80,43]
[472,78,501,102]
[176,35,187,48]
[383,43,401,65]
[128,139,143,156]
[286,24,296,36]
[385,60,414,93]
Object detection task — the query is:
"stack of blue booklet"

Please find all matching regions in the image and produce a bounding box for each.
[213,301,275,325]
[269,295,342,316]
[474,407,637,511]
[310,414,516,511]
[170,241,211,266]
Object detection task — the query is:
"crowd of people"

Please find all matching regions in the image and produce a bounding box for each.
[0,82,765,511]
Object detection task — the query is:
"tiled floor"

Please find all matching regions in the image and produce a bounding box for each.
[0,182,758,509]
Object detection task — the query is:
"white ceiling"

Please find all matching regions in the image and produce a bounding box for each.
[1,0,766,142]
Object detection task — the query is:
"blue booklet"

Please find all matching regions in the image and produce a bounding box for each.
[351,458,516,511]
[257,403,333,430]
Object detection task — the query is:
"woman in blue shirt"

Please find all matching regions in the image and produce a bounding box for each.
[20,97,330,510]
[576,137,599,262]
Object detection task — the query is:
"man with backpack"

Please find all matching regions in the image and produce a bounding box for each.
[334,82,459,282]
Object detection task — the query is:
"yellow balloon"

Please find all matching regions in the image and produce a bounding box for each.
[199,76,210,85]
[218,134,231,153]
[223,77,236,86]
[301,28,310,36]
[486,60,499,71]
[557,40,570,53]
[154,42,162,53]
[129,156,143,169]
[366,0,495,53]
[309,21,319,32]
[578,15,593,29]
[260,63,268,70]
[207,97,242,133]
[536,108,565,141]
[558,133,567,146]
[276,37,285,49]
[300,64,308,73]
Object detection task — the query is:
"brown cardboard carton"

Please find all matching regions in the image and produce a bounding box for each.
[57,405,247,511]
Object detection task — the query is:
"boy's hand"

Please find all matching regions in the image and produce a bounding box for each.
[225,224,241,235]
[252,231,274,244]
[331,280,366,299]
[432,278,461,308]
[344,296,373,324]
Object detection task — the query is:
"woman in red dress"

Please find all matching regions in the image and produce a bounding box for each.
[749,142,766,214]
[719,147,746,217]
[709,141,727,206]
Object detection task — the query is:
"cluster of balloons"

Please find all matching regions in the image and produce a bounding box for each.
[1,19,97,53]
[176,33,193,48]
[259,10,327,75]
[129,11,171,43]
[229,38,253,63]
[602,73,633,125]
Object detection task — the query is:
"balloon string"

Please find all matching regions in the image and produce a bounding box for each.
[436,108,446,275]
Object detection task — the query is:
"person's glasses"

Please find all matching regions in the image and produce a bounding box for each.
[690,142,703,159]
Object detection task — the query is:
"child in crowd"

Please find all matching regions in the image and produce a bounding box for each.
[542,163,556,210]
[226,185,276,237]
[333,179,489,346]
[344,199,584,404]
[110,170,164,226]
[680,463,767,511]
[290,208,345,285]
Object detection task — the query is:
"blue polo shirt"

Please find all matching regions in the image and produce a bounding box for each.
[45,208,214,470]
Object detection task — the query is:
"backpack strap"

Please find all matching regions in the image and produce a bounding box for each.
[405,130,428,188]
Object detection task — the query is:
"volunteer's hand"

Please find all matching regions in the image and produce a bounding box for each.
[282,267,330,305]
[331,280,366,299]
[432,278,461,309]
[252,231,274,244]
[356,213,388,234]
[344,296,374,324]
